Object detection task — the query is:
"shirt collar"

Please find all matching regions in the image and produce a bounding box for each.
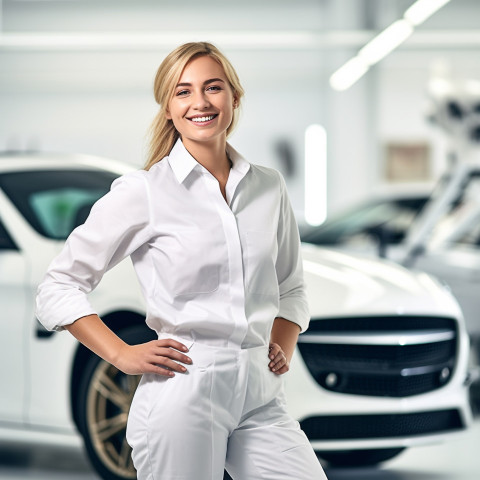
[167,138,199,184]
[167,138,250,184]
[226,142,251,178]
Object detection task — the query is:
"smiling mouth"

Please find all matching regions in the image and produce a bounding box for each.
[188,114,218,123]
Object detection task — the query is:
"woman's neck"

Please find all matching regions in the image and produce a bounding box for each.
[182,137,231,181]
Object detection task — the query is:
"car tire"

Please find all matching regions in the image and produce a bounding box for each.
[76,324,156,480]
[317,448,406,467]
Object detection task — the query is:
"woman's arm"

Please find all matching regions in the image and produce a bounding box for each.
[275,172,310,335]
[268,316,301,375]
[36,173,152,332]
[269,172,308,375]
[65,314,191,377]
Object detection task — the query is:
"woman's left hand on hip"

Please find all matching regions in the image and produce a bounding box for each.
[268,342,289,375]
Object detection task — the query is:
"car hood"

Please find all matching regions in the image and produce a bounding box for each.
[301,243,462,319]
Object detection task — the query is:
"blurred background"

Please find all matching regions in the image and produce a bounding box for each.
[2,0,480,479]
[4,0,478,217]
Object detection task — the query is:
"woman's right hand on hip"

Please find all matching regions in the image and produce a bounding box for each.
[114,339,192,376]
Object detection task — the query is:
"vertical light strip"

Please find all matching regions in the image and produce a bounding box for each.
[305,124,327,226]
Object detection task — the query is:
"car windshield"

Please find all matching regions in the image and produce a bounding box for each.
[301,197,428,246]
[0,169,119,240]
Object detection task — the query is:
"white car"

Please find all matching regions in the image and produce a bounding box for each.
[0,152,473,480]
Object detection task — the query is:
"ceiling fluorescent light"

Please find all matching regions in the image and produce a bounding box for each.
[329,0,451,91]
[330,56,369,91]
[404,0,452,27]
[358,19,413,65]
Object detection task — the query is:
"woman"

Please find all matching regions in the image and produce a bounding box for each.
[36,42,328,480]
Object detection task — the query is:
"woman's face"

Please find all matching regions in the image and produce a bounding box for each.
[166,55,236,149]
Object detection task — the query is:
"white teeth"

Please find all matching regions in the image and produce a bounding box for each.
[191,115,215,122]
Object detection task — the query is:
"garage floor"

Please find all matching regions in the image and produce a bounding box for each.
[0,418,479,479]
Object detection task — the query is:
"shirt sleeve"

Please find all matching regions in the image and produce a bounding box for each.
[275,172,310,332]
[35,171,152,332]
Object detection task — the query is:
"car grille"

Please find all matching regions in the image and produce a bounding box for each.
[297,316,457,397]
[300,410,464,440]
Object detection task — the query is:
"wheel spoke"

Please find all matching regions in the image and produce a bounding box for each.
[118,436,133,469]
[94,412,128,442]
[94,370,130,409]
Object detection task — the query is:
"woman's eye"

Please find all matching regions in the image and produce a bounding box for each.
[207,85,221,92]
[176,90,189,96]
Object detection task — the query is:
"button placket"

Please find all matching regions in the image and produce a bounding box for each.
[201,171,248,347]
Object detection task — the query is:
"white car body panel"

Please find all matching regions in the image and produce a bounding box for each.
[302,245,464,319]
[0,249,27,423]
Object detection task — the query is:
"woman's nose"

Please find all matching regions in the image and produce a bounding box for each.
[192,91,210,110]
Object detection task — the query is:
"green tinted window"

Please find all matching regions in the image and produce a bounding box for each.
[30,188,106,238]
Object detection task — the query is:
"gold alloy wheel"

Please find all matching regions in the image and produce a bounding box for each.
[86,360,141,479]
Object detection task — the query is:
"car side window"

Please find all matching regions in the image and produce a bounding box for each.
[0,170,119,240]
[0,218,17,250]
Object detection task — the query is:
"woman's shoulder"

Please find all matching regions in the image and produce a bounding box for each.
[249,162,279,176]
[111,169,148,191]
[248,163,285,188]
[112,160,169,189]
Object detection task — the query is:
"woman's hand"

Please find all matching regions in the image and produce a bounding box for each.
[268,342,289,375]
[269,317,301,375]
[65,315,191,377]
[114,339,192,377]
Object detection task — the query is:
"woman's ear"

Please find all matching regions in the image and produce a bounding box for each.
[233,94,239,109]
[165,108,172,120]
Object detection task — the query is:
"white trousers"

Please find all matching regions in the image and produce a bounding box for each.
[126,342,328,480]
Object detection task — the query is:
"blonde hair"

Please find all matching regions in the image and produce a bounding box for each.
[144,42,244,170]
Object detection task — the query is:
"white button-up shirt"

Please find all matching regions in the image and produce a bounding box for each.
[36,139,309,348]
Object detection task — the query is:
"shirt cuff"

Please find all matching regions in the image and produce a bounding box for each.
[278,295,310,333]
[36,286,98,332]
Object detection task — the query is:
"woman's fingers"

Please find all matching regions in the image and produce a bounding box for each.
[145,341,193,375]
[115,339,192,376]
[270,353,288,372]
[268,343,289,374]
[151,355,189,373]
[145,363,176,377]
[273,363,289,375]
[156,338,190,353]
[155,345,192,365]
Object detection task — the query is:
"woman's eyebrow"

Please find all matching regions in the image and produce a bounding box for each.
[175,78,225,88]
[204,78,225,85]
